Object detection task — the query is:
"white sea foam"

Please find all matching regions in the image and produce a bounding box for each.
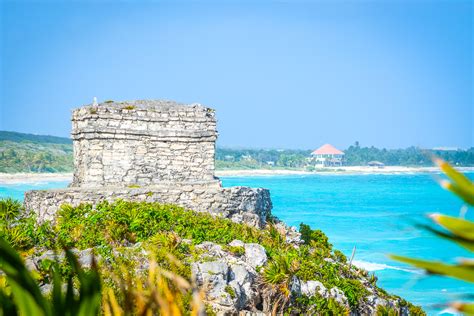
[438,307,461,315]
[352,260,420,273]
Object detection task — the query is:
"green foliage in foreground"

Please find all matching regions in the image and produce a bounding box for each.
[0,198,423,313]
[391,159,474,313]
[0,237,101,316]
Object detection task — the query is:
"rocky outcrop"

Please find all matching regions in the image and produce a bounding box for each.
[23,237,414,316]
[191,241,265,314]
[189,240,406,315]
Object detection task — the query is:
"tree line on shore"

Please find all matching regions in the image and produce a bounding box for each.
[1,131,473,172]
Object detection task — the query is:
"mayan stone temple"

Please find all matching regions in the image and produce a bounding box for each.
[24,100,272,227]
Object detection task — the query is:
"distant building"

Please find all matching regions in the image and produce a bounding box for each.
[311,144,344,167]
[368,161,385,168]
[224,155,235,161]
[241,155,253,161]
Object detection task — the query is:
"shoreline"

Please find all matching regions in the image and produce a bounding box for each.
[216,166,474,177]
[1,166,473,184]
[0,173,73,185]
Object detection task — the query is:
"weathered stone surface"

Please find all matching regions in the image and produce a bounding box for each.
[191,242,261,314]
[21,240,414,316]
[24,182,271,227]
[229,239,245,248]
[329,287,349,306]
[300,280,329,298]
[24,100,273,228]
[71,100,217,187]
[243,243,267,268]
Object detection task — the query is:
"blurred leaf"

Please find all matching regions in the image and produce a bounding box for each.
[435,158,474,206]
[416,223,474,252]
[443,182,474,206]
[8,280,45,316]
[390,255,474,283]
[451,302,474,315]
[429,214,474,242]
[435,158,474,192]
[0,238,50,315]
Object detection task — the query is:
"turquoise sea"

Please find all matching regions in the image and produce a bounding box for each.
[1,172,473,315]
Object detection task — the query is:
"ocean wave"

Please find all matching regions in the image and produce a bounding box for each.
[352,260,420,273]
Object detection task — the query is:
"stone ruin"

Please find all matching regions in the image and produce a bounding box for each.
[24,100,272,227]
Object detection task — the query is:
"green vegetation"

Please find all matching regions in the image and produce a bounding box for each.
[345,142,474,166]
[0,236,202,316]
[392,159,474,313]
[0,131,72,145]
[216,147,311,170]
[0,131,73,173]
[224,285,236,299]
[0,237,102,316]
[0,197,421,314]
[291,295,349,314]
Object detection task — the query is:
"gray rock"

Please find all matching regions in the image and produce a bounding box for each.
[230,264,253,285]
[77,248,95,268]
[329,287,349,306]
[40,284,52,295]
[24,258,37,271]
[301,280,328,298]
[194,261,229,283]
[229,239,245,248]
[244,243,267,268]
[290,276,301,296]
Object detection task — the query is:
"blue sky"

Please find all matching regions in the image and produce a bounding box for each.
[0,0,472,149]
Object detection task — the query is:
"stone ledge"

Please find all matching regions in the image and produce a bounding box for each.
[24,184,272,228]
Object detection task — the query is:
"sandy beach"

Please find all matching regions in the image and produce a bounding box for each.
[0,172,73,185]
[1,166,473,184]
[216,166,474,177]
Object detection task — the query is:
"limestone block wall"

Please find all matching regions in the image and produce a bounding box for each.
[71,100,217,187]
[24,182,272,228]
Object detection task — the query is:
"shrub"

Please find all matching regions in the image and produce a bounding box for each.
[0,237,101,316]
[333,249,347,263]
[336,278,369,307]
[225,285,236,299]
[299,223,332,251]
[0,198,22,220]
[0,236,203,315]
[291,294,349,315]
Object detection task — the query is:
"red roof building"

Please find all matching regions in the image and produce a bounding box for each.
[311,144,344,167]
[311,144,344,156]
